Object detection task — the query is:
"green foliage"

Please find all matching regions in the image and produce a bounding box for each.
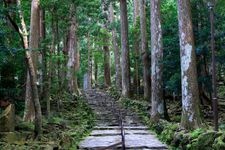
[160,122,179,143]
[120,97,225,150]
[213,133,225,150]
[0,95,96,149]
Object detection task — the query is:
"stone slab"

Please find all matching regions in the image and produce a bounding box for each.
[79,134,167,149]
[94,126,149,130]
[91,129,150,136]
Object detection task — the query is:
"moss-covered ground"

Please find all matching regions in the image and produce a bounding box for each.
[0,93,96,150]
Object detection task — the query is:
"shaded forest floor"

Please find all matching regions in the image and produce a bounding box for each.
[0,94,96,150]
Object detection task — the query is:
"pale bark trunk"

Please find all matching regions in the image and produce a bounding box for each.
[28,0,42,136]
[17,0,35,122]
[133,0,140,95]
[178,0,202,130]
[25,51,42,137]
[17,0,42,136]
[140,0,151,99]
[150,0,164,121]
[120,0,131,97]
[109,3,121,90]
[66,4,79,95]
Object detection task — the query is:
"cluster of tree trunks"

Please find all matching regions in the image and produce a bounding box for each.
[117,0,203,129]
[2,0,206,134]
[3,0,82,137]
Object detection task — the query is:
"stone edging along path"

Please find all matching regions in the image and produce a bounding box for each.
[79,89,167,150]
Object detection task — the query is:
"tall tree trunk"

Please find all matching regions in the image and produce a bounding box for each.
[109,3,121,90]
[133,0,140,95]
[39,8,50,117]
[29,0,42,137]
[150,0,164,121]
[103,45,111,87]
[39,8,45,97]
[120,0,131,97]
[20,0,35,121]
[178,0,202,130]
[23,0,42,124]
[17,0,42,136]
[102,0,111,87]
[140,0,150,99]
[66,4,79,95]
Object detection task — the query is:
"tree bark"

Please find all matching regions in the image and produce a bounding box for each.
[87,33,92,89]
[102,0,111,87]
[133,0,140,95]
[178,0,202,130]
[66,4,79,95]
[150,0,164,121]
[103,45,111,87]
[120,0,131,97]
[17,0,42,136]
[17,0,35,122]
[39,9,45,97]
[140,0,151,99]
[109,3,121,90]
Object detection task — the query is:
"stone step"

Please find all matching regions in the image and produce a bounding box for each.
[91,129,150,136]
[79,134,167,150]
[81,90,167,150]
[94,126,149,130]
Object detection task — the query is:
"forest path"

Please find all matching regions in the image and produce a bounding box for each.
[79,89,167,150]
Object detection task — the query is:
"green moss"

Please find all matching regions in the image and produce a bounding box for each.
[0,95,96,149]
[190,128,205,139]
[213,133,225,150]
[118,96,225,150]
[159,122,179,143]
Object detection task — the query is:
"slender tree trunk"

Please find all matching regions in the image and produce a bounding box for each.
[120,0,131,97]
[87,33,92,89]
[140,0,150,99]
[25,51,42,137]
[178,0,202,130]
[66,4,79,95]
[95,60,98,84]
[133,0,140,95]
[150,0,164,121]
[109,3,121,90]
[39,8,50,118]
[39,8,45,97]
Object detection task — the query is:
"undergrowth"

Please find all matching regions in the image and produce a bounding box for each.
[0,93,96,150]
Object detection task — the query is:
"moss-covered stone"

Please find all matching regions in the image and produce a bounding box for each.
[0,104,15,132]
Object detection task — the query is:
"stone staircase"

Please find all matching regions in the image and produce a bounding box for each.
[79,89,167,150]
